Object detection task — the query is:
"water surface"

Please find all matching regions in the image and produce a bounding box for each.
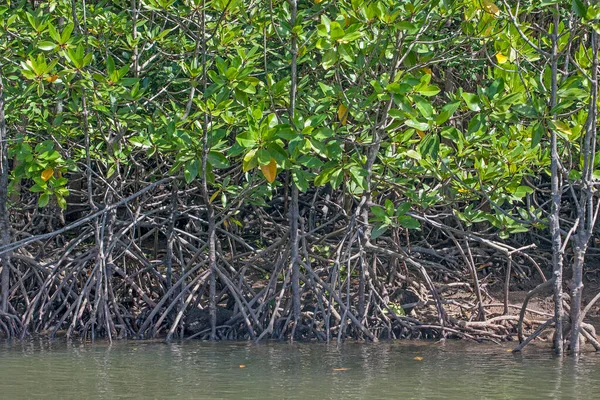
[1,339,599,399]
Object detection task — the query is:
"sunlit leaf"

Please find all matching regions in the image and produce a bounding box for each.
[243,149,257,172]
[461,92,481,112]
[482,0,500,16]
[551,120,572,136]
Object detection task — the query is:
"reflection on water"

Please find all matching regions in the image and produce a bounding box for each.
[1,339,599,399]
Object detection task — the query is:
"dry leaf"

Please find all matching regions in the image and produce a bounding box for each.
[495,53,508,64]
[260,158,277,183]
[332,368,349,371]
[338,103,348,126]
[41,167,54,182]
[239,364,246,368]
[413,356,423,361]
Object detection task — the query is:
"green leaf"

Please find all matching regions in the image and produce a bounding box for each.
[531,122,545,148]
[512,185,534,199]
[417,85,440,97]
[208,151,229,168]
[56,194,67,210]
[292,169,310,192]
[236,132,256,148]
[461,92,481,112]
[405,119,429,131]
[371,206,388,220]
[257,149,271,165]
[436,101,460,125]
[405,149,422,160]
[371,224,388,240]
[298,155,323,168]
[38,41,56,51]
[573,0,586,17]
[413,95,433,119]
[322,49,337,70]
[513,104,538,118]
[184,160,199,183]
[398,215,420,229]
[486,78,504,99]
[243,149,258,172]
[38,193,50,208]
[419,134,440,160]
[395,203,411,216]
[385,199,394,215]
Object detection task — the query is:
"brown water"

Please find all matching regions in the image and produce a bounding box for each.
[1,340,599,399]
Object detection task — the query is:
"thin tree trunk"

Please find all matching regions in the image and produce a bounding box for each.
[549,8,564,355]
[570,28,599,354]
[199,0,217,341]
[288,0,301,332]
[570,246,585,352]
[290,184,301,328]
[0,72,11,314]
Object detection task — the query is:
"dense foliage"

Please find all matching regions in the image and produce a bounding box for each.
[1,0,599,354]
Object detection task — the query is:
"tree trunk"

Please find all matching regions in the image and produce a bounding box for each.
[549,9,564,355]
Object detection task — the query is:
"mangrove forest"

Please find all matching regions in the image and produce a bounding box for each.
[1,0,600,356]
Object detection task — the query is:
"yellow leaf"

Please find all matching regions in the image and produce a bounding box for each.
[45,75,58,83]
[332,368,349,371]
[552,120,572,136]
[422,67,432,75]
[416,130,426,139]
[223,219,229,228]
[209,190,220,204]
[260,158,277,183]
[338,103,348,126]
[413,356,423,361]
[41,167,54,182]
[482,0,500,16]
[495,53,508,64]
[239,364,246,368]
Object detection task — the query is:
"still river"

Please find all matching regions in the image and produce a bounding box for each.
[1,340,599,399]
